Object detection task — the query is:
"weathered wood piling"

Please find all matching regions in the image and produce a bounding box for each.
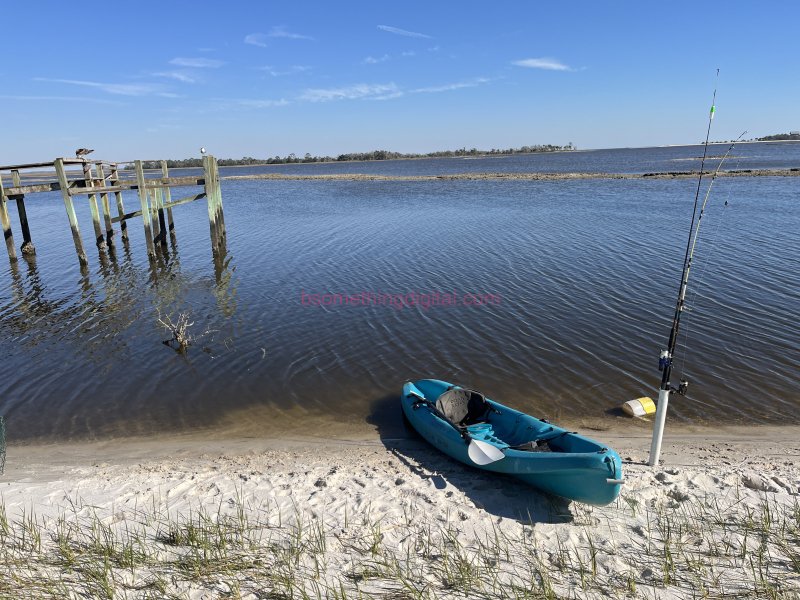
[0,156,225,267]
[203,155,226,252]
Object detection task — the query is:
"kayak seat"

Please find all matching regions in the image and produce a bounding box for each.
[435,388,493,427]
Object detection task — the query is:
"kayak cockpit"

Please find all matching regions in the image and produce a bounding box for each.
[409,382,569,453]
[408,381,611,455]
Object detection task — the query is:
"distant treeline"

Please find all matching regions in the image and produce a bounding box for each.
[708,132,799,144]
[758,132,800,141]
[134,143,575,169]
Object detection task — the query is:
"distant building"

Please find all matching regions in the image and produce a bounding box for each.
[791,130,800,136]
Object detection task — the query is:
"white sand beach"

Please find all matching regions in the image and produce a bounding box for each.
[1,423,798,599]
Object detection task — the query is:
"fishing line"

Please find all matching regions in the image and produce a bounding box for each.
[678,150,742,377]
[676,132,746,380]
[678,198,729,379]
[678,69,719,285]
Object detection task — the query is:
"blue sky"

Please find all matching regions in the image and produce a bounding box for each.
[1,1,798,163]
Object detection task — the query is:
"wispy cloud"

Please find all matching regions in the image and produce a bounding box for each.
[297,77,488,103]
[512,57,572,71]
[363,54,390,64]
[259,65,311,77]
[363,51,419,65]
[204,98,290,112]
[246,25,314,46]
[299,83,400,102]
[244,33,268,47]
[377,25,432,39]
[0,94,122,105]
[153,70,198,83]
[412,78,490,94]
[269,25,313,40]
[194,97,291,114]
[235,98,291,108]
[169,57,225,68]
[34,77,170,97]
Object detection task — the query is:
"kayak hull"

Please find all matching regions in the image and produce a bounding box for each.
[401,379,623,506]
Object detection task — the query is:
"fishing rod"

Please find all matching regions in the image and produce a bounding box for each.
[648,71,742,466]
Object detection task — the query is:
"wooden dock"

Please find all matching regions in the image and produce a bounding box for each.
[0,155,225,266]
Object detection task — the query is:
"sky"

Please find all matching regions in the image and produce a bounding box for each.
[1,1,798,163]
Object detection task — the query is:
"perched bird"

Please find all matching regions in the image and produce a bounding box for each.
[200,147,207,155]
[75,148,94,158]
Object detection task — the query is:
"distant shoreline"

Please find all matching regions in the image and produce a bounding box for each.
[224,168,800,182]
[183,140,798,172]
[657,139,800,149]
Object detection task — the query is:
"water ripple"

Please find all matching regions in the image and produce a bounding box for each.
[1,156,798,441]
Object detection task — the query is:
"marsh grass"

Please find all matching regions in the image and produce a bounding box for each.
[0,491,797,599]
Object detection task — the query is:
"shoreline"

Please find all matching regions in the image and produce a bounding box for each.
[5,421,799,475]
[223,168,800,182]
[6,407,799,455]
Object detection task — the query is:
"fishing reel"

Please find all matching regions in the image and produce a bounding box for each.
[672,380,689,396]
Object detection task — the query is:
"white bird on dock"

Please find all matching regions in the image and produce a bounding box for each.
[75,148,94,158]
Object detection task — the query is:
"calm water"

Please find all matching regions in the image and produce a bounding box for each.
[1,144,798,441]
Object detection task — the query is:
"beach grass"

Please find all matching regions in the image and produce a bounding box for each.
[0,488,797,599]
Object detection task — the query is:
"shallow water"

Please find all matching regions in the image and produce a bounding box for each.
[1,144,798,441]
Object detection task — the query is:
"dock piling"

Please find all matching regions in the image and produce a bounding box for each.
[161,161,175,237]
[203,155,218,249]
[213,158,225,244]
[203,155,224,251]
[10,170,35,256]
[96,164,115,246]
[110,165,128,242]
[54,158,88,265]
[0,174,17,261]
[148,188,160,243]
[83,162,107,250]
[134,160,156,259]
[155,186,167,247]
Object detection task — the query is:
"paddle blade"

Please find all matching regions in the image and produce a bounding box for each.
[467,439,505,465]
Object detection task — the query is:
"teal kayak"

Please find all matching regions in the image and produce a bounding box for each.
[401,379,623,506]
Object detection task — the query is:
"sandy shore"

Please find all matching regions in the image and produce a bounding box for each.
[2,424,798,598]
[223,168,800,182]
